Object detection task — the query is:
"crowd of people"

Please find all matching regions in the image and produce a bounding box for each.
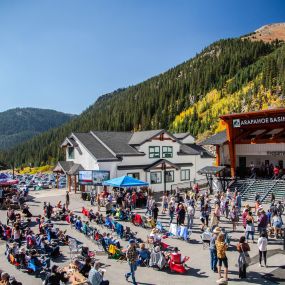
[0,182,284,285]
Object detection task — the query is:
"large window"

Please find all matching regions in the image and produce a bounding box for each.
[181,169,190,181]
[127,173,140,180]
[162,146,173,158]
[68,147,75,159]
[165,170,174,183]
[149,146,160,158]
[150,171,162,184]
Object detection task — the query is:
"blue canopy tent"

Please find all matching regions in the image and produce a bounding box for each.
[102,175,149,187]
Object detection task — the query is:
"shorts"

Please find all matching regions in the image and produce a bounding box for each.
[218,257,228,268]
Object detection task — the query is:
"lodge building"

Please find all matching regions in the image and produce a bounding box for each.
[54,130,214,192]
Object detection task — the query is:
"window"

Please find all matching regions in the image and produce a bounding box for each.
[149,146,160,158]
[165,170,174,183]
[162,146,173,158]
[68,147,75,159]
[150,172,162,184]
[127,173,140,180]
[181,169,190,181]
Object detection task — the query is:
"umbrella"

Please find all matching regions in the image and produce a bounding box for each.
[103,175,149,187]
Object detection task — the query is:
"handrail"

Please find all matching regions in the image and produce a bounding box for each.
[239,173,255,194]
[261,179,279,202]
[241,178,256,198]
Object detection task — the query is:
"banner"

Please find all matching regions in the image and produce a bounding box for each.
[78,171,93,185]
[233,115,285,128]
[78,170,110,185]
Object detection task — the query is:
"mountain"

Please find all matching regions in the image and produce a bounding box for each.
[0,108,75,151]
[243,23,285,42]
[0,24,285,166]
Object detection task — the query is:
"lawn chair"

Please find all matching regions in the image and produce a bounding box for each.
[168,254,190,273]
[69,238,81,260]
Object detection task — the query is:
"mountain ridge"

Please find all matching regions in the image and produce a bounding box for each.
[0,24,284,166]
[0,107,76,151]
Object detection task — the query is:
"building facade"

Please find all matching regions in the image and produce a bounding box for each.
[200,108,285,178]
[56,130,214,192]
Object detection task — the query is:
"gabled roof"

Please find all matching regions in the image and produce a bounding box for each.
[178,144,200,155]
[128,130,164,145]
[185,144,215,158]
[92,131,142,156]
[144,159,180,171]
[73,133,118,161]
[53,161,74,174]
[199,130,228,146]
[67,163,85,175]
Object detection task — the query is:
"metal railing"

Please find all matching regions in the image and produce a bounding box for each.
[261,179,279,202]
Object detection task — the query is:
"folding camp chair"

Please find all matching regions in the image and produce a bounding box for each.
[69,238,81,260]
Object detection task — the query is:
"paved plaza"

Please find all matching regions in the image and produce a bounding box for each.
[0,189,285,285]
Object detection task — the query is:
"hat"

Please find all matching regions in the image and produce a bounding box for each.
[213,227,221,234]
[129,239,135,244]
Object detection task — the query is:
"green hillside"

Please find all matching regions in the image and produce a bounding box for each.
[0,108,75,150]
[0,37,284,167]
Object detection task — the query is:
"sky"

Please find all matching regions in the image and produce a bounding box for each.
[0,0,284,115]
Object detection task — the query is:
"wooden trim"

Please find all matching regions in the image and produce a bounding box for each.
[215,145,221,166]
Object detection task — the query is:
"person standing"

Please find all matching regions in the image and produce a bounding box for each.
[176,204,186,225]
[258,231,268,267]
[210,227,220,272]
[187,203,195,230]
[257,210,268,235]
[125,239,138,285]
[245,211,255,243]
[169,202,175,224]
[235,192,242,214]
[230,206,238,232]
[152,203,159,223]
[215,233,228,283]
[237,236,250,279]
[65,191,70,210]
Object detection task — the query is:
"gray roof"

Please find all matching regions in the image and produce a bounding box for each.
[185,144,215,158]
[92,131,142,156]
[173,132,194,140]
[67,163,85,175]
[73,133,117,161]
[199,130,228,146]
[178,144,200,155]
[197,166,226,175]
[128,130,164,145]
[53,161,74,173]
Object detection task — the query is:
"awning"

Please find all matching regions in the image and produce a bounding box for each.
[103,175,149,187]
[197,166,226,175]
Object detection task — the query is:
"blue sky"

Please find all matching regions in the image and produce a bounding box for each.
[0,0,284,114]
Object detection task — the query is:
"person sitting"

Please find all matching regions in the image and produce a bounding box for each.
[168,247,189,273]
[0,272,10,285]
[22,204,32,217]
[149,246,167,269]
[75,217,83,232]
[138,243,150,265]
[88,262,109,285]
[44,265,69,285]
[82,221,90,235]
[79,257,92,278]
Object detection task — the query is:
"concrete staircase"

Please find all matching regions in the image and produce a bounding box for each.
[230,178,285,202]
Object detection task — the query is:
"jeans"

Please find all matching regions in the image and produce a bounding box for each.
[169,213,174,224]
[126,262,137,284]
[187,215,194,229]
[246,231,254,241]
[210,249,218,271]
